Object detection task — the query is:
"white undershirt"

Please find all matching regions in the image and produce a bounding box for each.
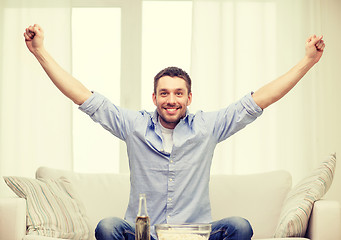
[158,120,174,154]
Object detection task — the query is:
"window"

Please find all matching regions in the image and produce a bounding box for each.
[71,1,192,173]
[72,8,121,173]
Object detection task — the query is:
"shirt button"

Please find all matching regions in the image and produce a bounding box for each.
[168,198,172,201]
[170,160,174,163]
[169,178,173,182]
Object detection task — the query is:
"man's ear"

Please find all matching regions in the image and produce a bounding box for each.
[187,92,193,106]
[152,92,157,106]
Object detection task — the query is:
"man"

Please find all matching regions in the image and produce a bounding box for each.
[24,24,325,240]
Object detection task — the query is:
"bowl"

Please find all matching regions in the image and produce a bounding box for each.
[155,223,211,240]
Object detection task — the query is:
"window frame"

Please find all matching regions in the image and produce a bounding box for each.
[72,0,142,173]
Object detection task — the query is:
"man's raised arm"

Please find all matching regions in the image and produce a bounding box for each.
[252,35,325,109]
[24,24,92,105]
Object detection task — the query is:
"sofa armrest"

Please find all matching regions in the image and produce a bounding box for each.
[306,199,341,240]
[0,197,26,240]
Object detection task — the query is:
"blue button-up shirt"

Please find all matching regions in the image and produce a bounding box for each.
[79,91,262,235]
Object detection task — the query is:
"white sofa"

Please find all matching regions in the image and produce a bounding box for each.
[1,166,340,240]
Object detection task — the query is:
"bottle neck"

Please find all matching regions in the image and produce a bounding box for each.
[137,194,148,217]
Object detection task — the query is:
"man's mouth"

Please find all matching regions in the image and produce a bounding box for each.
[164,107,181,114]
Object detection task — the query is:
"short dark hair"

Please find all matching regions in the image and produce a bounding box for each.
[154,67,192,94]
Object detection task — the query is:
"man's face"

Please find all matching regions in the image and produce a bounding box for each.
[152,76,192,129]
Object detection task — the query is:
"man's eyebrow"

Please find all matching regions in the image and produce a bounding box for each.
[158,88,168,92]
[158,88,185,92]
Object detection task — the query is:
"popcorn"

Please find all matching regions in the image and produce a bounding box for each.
[155,224,211,240]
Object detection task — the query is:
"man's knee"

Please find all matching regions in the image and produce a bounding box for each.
[225,216,253,238]
[230,216,253,237]
[95,217,128,240]
[211,216,253,240]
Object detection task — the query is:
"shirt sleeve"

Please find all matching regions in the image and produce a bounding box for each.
[212,92,263,143]
[78,92,139,141]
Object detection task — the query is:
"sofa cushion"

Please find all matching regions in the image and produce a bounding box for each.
[36,167,130,233]
[3,176,91,239]
[210,170,292,239]
[274,153,336,237]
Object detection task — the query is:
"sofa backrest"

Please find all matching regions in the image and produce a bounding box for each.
[36,167,292,239]
[210,170,292,238]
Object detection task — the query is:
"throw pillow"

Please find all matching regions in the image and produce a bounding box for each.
[3,176,91,239]
[273,153,336,237]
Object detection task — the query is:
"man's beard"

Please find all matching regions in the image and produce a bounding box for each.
[159,113,180,125]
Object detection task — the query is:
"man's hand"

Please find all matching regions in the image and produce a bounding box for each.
[305,35,325,64]
[24,24,44,54]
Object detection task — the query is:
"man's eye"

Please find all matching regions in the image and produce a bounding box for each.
[160,92,167,96]
[176,92,183,96]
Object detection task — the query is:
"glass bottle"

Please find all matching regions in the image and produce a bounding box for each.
[135,193,150,240]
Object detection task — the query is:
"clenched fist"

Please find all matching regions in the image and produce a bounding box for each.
[24,24,45,54]
[305,35,325,64]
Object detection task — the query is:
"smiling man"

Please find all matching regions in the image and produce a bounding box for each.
[24,24,325,240]
[153,70,192,129]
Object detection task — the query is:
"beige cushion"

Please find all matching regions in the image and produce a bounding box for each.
[36,167,130,233]
[274,153,336,237]
[210,170,292,239]
[3,176,91,239]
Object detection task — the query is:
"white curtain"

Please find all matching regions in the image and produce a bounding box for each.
[191,0,341,183]
[0,0,73,186]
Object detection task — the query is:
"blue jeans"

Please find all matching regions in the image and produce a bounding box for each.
[95,216,253,240]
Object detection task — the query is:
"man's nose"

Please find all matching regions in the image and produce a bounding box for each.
[167,93,176,104]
